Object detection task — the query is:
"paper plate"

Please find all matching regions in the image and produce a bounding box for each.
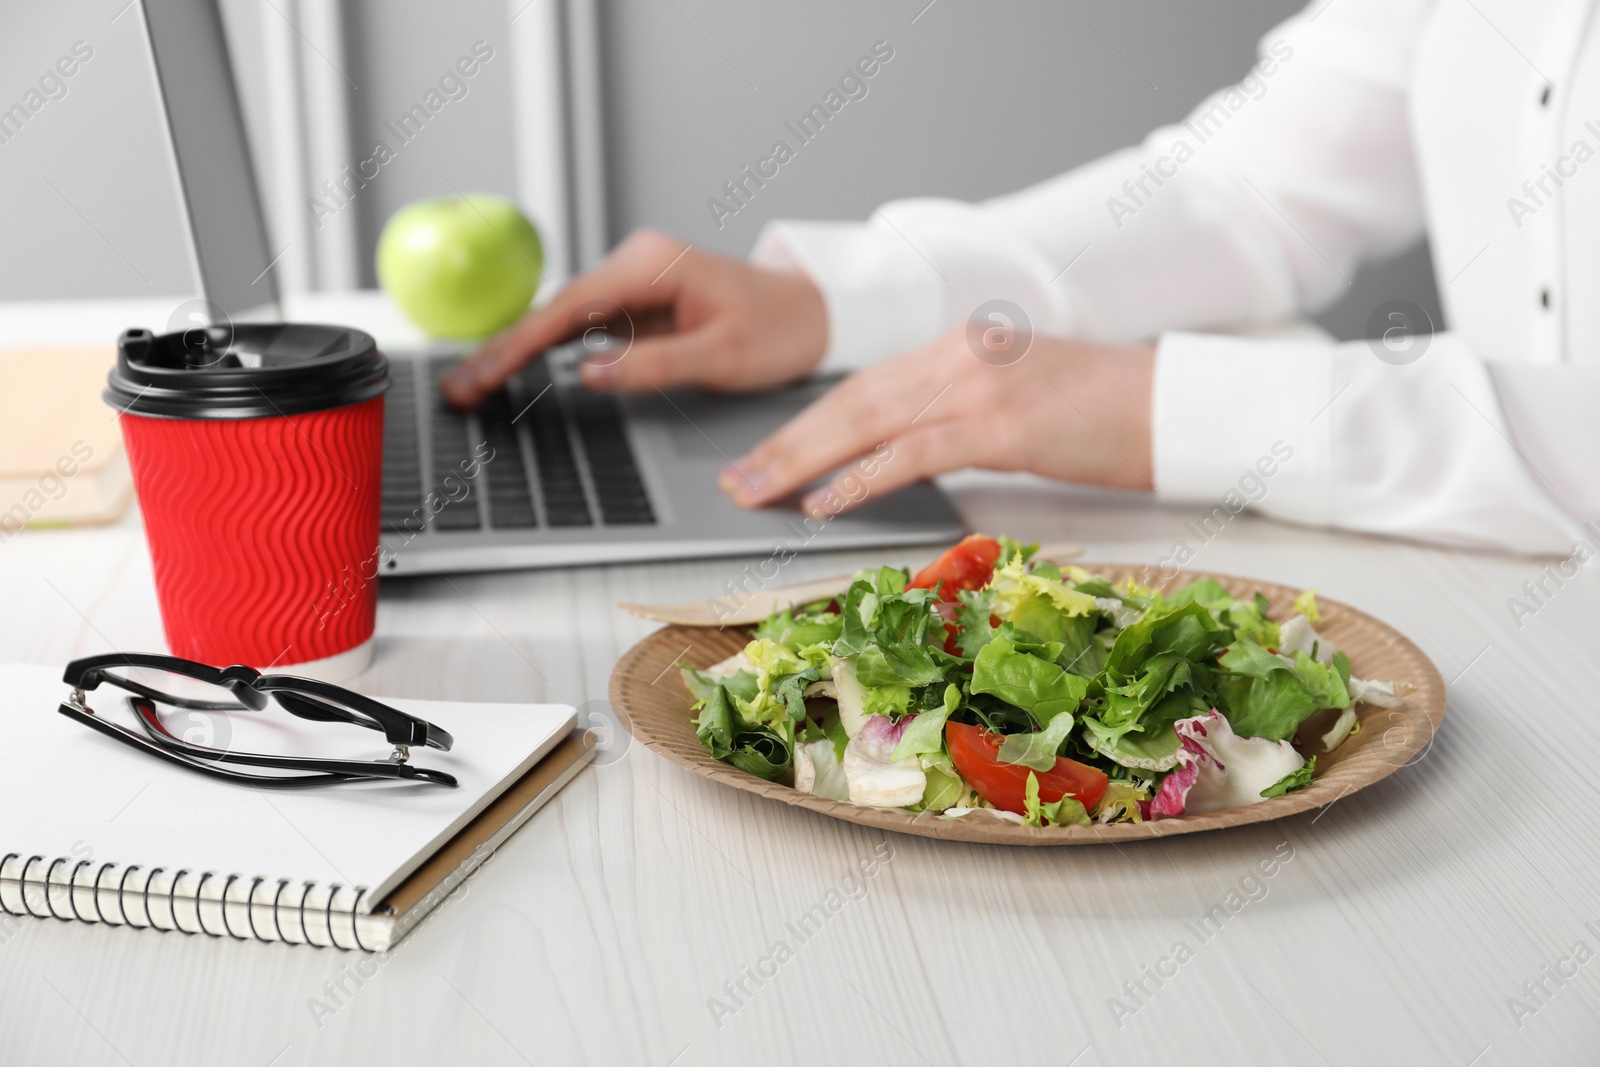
[609,566,1447,845]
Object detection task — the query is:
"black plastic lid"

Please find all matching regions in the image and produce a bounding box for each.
[106,323,389,419]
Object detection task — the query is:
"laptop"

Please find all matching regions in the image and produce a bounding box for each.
[140,0,965,576]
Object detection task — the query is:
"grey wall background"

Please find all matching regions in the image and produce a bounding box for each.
[0,1,197,300]
[0,0,1441,341]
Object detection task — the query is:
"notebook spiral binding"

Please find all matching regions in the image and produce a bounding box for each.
[0,853,375,949]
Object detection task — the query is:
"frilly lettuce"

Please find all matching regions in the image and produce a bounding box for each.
[1093,779,1149,823]
[1022,771,1092,827]
[988,556,1099,622]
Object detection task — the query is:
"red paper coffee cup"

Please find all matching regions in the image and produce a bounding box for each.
[106,324,389,680]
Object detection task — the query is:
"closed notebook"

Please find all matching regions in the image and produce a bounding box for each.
[0,346,133,529]
[0,664,588,951]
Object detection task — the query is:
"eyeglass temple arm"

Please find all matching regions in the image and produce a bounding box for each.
[61,654,453,752]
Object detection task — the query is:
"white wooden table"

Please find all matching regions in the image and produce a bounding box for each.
[4,295,1598,1065]
[1,471,1597,1067]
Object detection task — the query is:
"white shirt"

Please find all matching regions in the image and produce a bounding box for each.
[753,0,1600,558]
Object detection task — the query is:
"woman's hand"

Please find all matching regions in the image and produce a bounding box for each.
[718,327,1156,513]
[440,229,828,407]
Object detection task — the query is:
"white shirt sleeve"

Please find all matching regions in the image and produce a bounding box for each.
[752,0,1596,555]
[1154,331,1589,556]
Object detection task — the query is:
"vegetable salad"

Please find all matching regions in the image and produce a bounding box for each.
[682,535,1403,826]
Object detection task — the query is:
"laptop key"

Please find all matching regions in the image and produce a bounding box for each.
[515,367,593,527]
[424,358,483,532]
[476,386,540,530]
[568,391,656,526]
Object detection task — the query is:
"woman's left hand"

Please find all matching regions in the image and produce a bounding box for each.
[717,326,1157,514]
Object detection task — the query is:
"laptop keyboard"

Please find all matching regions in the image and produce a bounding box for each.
[381,357,656,535]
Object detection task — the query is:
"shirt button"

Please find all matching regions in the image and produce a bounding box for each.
[1541,287,1551,309]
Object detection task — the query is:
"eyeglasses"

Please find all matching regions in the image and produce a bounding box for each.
[59,653,457,788]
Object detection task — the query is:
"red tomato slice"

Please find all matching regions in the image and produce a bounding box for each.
[909,534,1002,601]
[945,721,1108,815]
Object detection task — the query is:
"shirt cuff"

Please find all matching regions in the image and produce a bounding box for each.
[752,218,946,373]
[1152,330,1337,527]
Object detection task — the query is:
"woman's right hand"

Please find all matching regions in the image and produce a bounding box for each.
[439,229,829,408]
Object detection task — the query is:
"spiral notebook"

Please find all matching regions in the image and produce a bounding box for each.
[0,664,590,951]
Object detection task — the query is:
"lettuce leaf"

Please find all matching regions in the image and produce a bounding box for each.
[769,666,823,723]
[971,636,1090,726]
[996,708,1079,771]
[830,574,946,687]
[1095,652,1200,743]
[1168,577,1235,613]
[953,587,1000,658]
[1105,600,1222,677]
[1293,588,1323,623]
[1079,687,1201,771]
[1261,756,1316,798]
[997,536,1039,566]
[1022,772,1093,827]
[918,766,968,811]
[725,727,792,780]
[694,685,741,759]
[1290,650,1350,710]
[752,608,843,652]
[891,684,959,761]
[989,556,1100,622]
[1213,641,1320,741]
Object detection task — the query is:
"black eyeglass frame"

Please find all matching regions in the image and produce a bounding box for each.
[59,653,457,788]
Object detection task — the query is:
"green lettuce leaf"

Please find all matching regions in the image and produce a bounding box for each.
[891,684,960,761]
[918,766,967,811]
[1022,772,1093,827]
[1081,719,1187,771]
[1261,755,1316,797]
[989,556,1100,622]
[1213,641,1320,741]
[1105,600,1222,677]
[1095,652,1198,744]
[830,579,877,658]
[971,636,1090,726]
[1293,588,1323,623]
[725,728,791,780]
[769,666,823,723]
[1007,594,1102,678]
[997,536,1039,566]
[1291,650,1350,710]
[996,709,1079,771]
[1080,686,1202,770]
[822,706,849,762]
[680,664,759,705]
[694,685,741,759]
[953,587,1000,658]
[752,608,843,652]
[1168,576,1236,614]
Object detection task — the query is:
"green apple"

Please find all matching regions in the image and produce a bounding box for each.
[376,194,543,340]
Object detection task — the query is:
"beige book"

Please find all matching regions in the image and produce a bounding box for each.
[0,345,132,532]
